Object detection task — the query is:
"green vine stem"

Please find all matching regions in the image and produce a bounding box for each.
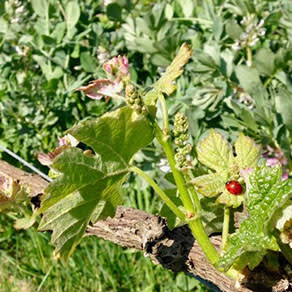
[221,206,230,254]
[155,126,195,213]
[130,166,185,221]
[187,218,220,265]
[151,93,220,266]
[185,170,201,215]
[155,126,220,266]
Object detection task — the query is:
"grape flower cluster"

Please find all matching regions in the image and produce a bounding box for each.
[173,113,192,170]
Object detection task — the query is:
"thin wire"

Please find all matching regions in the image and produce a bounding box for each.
[0,145,53,182]
[188,272,222,292]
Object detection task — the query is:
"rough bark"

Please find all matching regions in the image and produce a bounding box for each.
[0,160,47,197]
[0,160,291,292]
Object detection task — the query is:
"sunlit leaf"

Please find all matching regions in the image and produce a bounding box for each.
[235,133,260,169]
[144,43,192,105]
[191,173,225,197]
[196,129,233,173]
[65,1,80,37]
[215,189,243,208]
[39,106,154,260]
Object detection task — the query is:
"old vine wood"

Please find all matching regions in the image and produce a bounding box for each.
[0,160,291,292]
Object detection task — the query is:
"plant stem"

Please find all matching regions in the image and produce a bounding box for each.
[130,166,185,221]
[188,218,219,265]
[169,17,212,25]
[155,126,220,266]
[185,170,201,214]
[221,207,230,253]
[155,126,194,213]
[246,47,252,66]
[158,94,169,134]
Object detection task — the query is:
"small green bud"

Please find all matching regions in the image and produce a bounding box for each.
[181,144,192,155]
[175,138,184,147]
[128,97,136,104]
[126,84,136,99]
[134,98,141,105]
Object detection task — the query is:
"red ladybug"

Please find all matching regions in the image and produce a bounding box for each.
[225,180,243,195]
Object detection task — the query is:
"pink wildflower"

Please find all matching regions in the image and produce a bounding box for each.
[102,55,130,80]
[78,55,130,101]
[240,167,253,183]
[262,146,289,180]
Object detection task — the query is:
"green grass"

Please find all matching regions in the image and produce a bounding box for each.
[0,218,207,292]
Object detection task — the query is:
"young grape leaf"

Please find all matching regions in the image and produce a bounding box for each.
[218,164,292,271]
[196,129,233,173]
[39,106,154,260]
[191,173,226,197]
[235,133,260,169]
[215,189,244,208]
[194,131,260,208]
[144,43,192,105]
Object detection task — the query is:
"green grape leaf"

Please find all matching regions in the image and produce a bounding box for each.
[215,189,244,208]
[39,148,125,260]
[234,251,267,271]
[144,43,192,105]
[194,131,260,207]
[39,106,154,260]
[219,164,292,271]
[235,133,260,169]
[196,129,233,173]
[200,197,224,235]
[246,164,283,216]
[68,106,154,172]
[191,173,225,197]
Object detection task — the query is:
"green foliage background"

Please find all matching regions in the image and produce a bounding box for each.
[1,0,292,290]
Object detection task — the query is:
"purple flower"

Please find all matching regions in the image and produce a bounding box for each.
[266,157,280,167]
[78,55,130,101]
[102,55,130,81]
[282,171,289,181]
[262,146,290,180]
